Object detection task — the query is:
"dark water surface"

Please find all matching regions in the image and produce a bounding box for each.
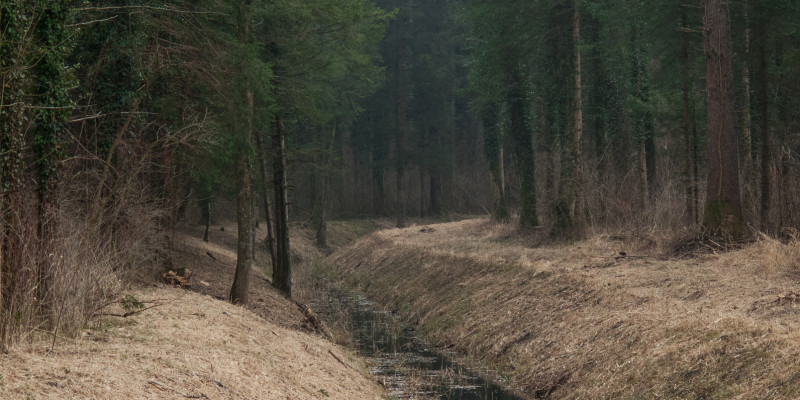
[311,292,528,400]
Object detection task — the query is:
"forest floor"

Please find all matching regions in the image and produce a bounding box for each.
[0,221,387,400]
[8,216,799,399]
[327,218,800,399]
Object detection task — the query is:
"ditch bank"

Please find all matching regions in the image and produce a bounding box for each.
[326,218,800,399]
[0,287,385,400]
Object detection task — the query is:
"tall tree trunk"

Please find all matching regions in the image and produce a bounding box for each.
[272,117,291,297]
[482,105,509,221]
[572,0,584,229]
[0,50,24,339]
[255,132,277,268]
[757,6,773,232]
[371,129,385,216]
[316,124,336,248]
[419,169,425,217]
[741,0,752,167]
[639,141,649,209]
[681,74,697,225]
[316,201,328,248]
[508,66,538,227]
[553,0,584,236]
[702,0,743,236]
[543,114,557,220]
[592,74,609,217]
[774,35,791,228]
[396,166,406,228]
[631,22,654,210]
[372,165,385,216]
[429,172,441,216]
[0,193,22,346]
[692,125,700,224]
[229,143,254,304]
[394,12,408,229]
[740,0,756,221]
[229,0,255,305]
[251,192,257,260]
[644,131,656,197]
[681,9,697,225]
[498,145,506,208]
[32,0,72,302]
[0,0,22,323]
[202,198,211,242]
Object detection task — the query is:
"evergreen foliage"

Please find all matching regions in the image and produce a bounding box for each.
[3,0,800,345]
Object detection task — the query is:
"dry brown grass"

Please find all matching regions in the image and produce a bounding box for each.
[328,218,800,399]
[171,222,308,331]
[0,287,385,400]
[172,217,392,341]
[759,235,800,276]
[290,219,394,346]
[0,216,391,399]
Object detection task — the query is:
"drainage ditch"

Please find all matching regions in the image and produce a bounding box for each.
[310,290,528,400]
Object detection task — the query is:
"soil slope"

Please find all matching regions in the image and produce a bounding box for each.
[0,222,385,400]
[0,288,383,399]
[328,218,800,399]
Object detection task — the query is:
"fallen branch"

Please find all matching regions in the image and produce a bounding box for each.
[328,350,350,369]
[35,327,76,343]
[297,302,333,339]
[99,292,187,318]
[100,303,166,318]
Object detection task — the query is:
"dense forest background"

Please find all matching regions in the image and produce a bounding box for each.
[2,0,800,347]
[302,0,800,237]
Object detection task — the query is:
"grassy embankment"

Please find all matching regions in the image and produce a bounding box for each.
[0,220,386,400]
[325,218,800,399]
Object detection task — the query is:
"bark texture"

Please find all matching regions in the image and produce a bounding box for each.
[553,0,584,236]
[202,199,211,242]
[758,8,774,232]
[482,105,509,221]
[272,118,291,297]
[508,67,537,227]
[702,0,743,236]
[680,10,698,225]
[255,132,278,268]
[229,146,254,305]
[316,125,336,248]
[229,0,255,305]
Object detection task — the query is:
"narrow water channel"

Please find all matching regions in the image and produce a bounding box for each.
[310,291,528,400]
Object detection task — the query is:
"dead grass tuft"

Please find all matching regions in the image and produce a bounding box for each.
[759,235,800,276]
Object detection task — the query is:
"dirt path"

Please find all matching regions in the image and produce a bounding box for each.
[328,218,800,399]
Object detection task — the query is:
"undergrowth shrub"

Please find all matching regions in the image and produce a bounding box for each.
[0,164,174,350]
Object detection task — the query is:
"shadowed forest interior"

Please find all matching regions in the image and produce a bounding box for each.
[2,0,800,397]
